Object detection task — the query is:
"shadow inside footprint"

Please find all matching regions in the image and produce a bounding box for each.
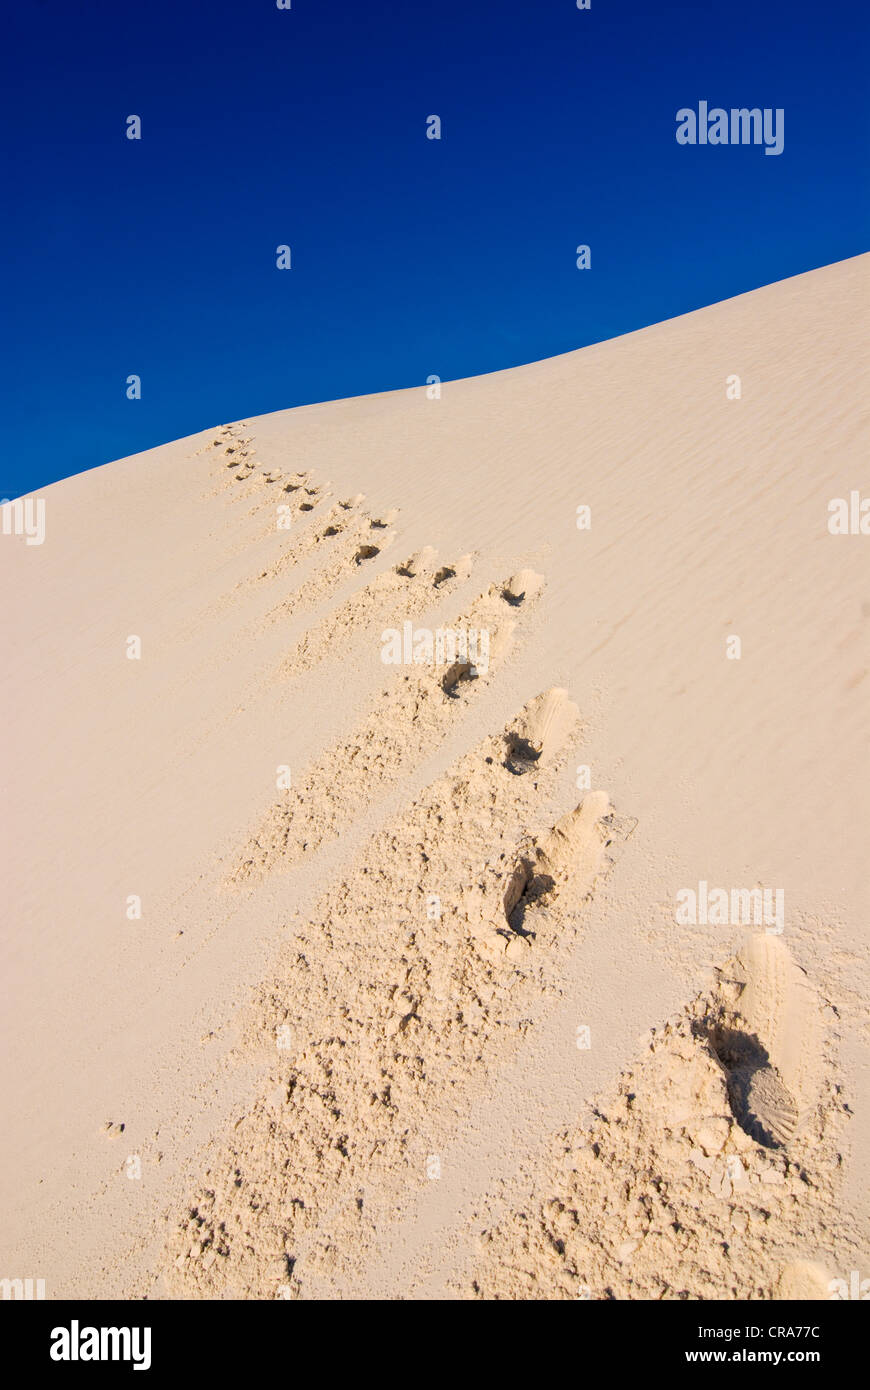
[501,587,526,607]
[441,661,476,697]
[503,732,541,776]
[701,1022,798,1149]
[504,860,555,932]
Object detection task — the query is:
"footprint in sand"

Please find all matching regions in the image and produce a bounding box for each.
[501,790,614,938]
[701,934,824,1150]
[504,686,580,774]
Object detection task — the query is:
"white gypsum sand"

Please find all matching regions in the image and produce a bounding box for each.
[0,255,867,1298]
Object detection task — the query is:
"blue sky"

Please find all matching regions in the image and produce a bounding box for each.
[1,0,867,498]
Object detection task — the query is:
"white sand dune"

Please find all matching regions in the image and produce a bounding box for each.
[1,254,868,1299]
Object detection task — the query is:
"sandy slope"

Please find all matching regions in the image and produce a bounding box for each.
[1,255,867,1300]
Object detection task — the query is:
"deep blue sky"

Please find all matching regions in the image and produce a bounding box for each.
[1,0,867,498]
